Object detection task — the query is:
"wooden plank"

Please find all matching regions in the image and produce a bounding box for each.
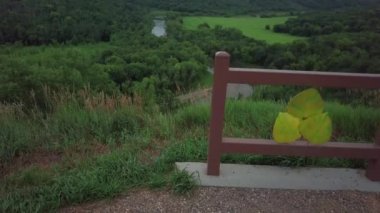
[227,68,380,89]
[221,138,380,159]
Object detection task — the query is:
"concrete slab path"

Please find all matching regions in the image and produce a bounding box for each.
[176,162,380,192]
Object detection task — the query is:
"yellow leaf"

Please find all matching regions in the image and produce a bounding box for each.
[287,88,324,119]
[273,112,301,144]
[300,113,332,145]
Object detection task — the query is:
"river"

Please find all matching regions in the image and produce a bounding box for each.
[152,19,166,37]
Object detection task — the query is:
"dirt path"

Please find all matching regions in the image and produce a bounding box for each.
[60,187,380,213]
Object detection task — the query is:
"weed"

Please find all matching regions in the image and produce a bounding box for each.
[1,166,54,190]
[170,170,198,195]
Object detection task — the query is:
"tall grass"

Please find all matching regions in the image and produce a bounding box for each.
[0,119,37,163]
[174,100,380,141]
[326,102,380,141]
[0,89,138,163]
[1,97,379,211]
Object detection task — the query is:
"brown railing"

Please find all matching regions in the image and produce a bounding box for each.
[207,51,380,181]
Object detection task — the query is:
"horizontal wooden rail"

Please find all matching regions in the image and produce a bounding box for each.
[221,138,380,159]
[207,51,380,181]
[227,68,380,89]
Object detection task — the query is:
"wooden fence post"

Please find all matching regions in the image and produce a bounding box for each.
[207,51,230,175]
[366,128,380,181]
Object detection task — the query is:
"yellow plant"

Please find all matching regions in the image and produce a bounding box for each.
[273,88,332,144]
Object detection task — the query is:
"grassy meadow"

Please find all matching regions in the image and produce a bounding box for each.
[183,16,304,44]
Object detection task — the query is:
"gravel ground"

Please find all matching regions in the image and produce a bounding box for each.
[60,187,380,213]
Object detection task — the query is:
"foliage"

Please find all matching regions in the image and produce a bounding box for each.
[273,9,380,36]
[0,118,37,162]
[0,38,208,109]
[1,150,150,212]
[2,7,380,110]
[273,112,301,143]
[0,44,117,104]
[148,0,379,15]
[170,170,198,194]
[300,113,332,144]
[170,12,380,76]
[287,88,324,118]
[273,89,332,144]
[0,0,147,45]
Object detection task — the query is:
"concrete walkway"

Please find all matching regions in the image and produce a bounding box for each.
[208,67,253,99]
[176,162,380,192]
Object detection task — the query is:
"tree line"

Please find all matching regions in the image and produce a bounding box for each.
[148,0,379,15]
[168,12,380,74]
[0,0,147,45]
[273,9,380,36]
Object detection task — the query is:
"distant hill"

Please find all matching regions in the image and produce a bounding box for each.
[148,0,380,14]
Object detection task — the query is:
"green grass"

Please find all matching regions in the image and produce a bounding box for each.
[1,98,380,211]
[183,16,304,44]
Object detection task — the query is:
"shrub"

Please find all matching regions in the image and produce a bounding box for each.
[111,108,145,135]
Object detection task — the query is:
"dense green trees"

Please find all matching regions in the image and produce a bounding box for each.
[274,9,380,36]
[0,33,208,108]
[0,0,146,44]
[148,0,379,15]
[167,12,380,74]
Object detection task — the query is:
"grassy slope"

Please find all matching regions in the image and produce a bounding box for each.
[183,16,304,44]
[1,98,380,211]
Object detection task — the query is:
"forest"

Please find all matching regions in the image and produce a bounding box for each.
[0,0,146,44]
[1,0,380,211]
[148,0,379,14]
[273,9,380,36]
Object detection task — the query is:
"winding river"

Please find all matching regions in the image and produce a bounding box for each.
[152,19,166,37]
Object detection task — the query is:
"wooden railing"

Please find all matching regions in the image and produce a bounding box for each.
[207,51,380,181]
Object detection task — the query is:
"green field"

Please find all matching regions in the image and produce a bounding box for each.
[183,16,304,44]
